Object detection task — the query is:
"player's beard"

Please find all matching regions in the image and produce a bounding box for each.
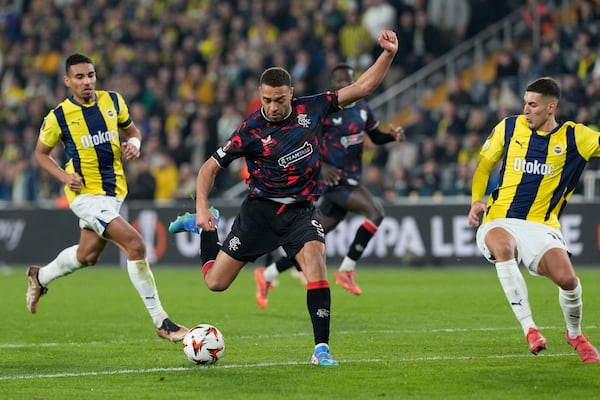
[81,87,95,103]
[263,106,291,122]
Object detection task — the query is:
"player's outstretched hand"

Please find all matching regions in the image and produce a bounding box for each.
[389,124,405,142]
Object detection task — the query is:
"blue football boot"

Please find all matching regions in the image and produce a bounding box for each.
[168,207,220,234]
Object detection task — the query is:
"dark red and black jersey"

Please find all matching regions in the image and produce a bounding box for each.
[212,92,339,201]
[320,99,379,186]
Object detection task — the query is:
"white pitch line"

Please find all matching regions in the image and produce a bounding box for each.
[2,324,598,349]
[1,325,592,381]
[0,353,579,381]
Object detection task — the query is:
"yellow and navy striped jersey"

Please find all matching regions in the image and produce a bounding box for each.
[480,114,600,230]
[39,90,133,203]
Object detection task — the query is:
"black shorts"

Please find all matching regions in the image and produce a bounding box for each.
[319,184,356,221]
[221,197,325,262]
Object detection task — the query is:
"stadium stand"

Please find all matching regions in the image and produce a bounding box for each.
[2,0,599,208]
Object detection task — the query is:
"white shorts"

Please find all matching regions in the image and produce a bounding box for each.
[70,194,124,237]
[476,218,569,276]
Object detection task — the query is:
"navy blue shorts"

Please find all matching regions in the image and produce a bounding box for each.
[319,183,356,221]
[221,197,325,262]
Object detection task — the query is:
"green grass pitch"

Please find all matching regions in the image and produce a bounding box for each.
[1,264,599,399]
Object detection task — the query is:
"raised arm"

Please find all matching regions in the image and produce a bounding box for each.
[337,30,398,107]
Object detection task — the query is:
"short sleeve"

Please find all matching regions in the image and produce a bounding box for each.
[38,111,61,148]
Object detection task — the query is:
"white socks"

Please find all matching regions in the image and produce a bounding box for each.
[496,260,584,338]
[495,260,536,335]
[36,248,169,328]
[338,257,356,272]
[263,262,280,283]
[127,259,168,327]
[38,245,84,286]
[559,279,582,339]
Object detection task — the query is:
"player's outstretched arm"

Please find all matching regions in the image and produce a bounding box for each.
[388,124,405,142]
[338,30,398,107]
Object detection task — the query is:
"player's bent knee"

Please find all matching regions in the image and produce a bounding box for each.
[80,256,99,267]
[204,277,230,292]
[127,239,147,260]
[556,274,579,291]
[486,238,515,260]
[202,266,232,291]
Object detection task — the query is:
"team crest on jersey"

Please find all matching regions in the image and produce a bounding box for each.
[261,135,273,145]
[105,108,116,119]
[332,117,342,125]
[552,144,564,155]
[297,114,311,128]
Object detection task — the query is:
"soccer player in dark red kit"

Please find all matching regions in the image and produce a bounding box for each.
[193,30,397,366]
[254,63,404,307]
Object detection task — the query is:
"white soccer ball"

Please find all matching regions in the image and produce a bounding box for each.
[182,324,225,365]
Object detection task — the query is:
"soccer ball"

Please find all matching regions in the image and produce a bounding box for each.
[182,324,225,365]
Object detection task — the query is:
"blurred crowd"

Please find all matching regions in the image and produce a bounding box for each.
[2,0,599,208]
[364,0,600,203]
